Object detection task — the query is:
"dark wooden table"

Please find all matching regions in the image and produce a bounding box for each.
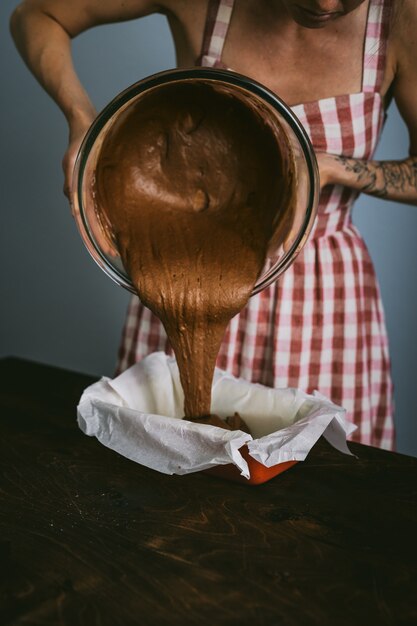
[1,357,416,626]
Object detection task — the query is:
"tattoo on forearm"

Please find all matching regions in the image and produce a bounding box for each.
[335,156,417,198]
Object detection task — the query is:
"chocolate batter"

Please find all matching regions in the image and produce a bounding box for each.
[187,412,251,434]
[95,81,294,419]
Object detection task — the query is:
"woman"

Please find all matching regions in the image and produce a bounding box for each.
[11,0,417,449]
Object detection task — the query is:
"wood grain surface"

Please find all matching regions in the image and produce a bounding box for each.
[1,357,416,626]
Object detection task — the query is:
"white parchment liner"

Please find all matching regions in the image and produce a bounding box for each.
[77,352,356,480]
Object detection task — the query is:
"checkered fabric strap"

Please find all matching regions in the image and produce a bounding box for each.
[198,0,235,67]
[362,0,392,92]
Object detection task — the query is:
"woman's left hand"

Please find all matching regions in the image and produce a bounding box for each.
[316,152,340,189]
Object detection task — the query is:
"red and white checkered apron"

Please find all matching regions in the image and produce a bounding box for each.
[117,0,395,450]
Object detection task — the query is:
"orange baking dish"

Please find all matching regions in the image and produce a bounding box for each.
[204,445,298,485]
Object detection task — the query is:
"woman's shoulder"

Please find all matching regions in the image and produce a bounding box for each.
[386,0,417,156]
[390,0,417,45]
[379,0,416,97]
[389,0,417,73]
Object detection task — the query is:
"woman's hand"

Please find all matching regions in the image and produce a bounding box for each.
[316,152,340,189]
[62,117,96,209]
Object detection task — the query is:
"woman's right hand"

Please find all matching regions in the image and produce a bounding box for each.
[62,118,96,209]
[64,115,117,258]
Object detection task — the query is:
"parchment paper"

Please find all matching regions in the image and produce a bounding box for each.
[77,352,356,479]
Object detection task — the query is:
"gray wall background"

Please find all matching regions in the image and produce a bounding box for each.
[2,1,416,456]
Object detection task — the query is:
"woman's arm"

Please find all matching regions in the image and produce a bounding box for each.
[10,0,164,198]
[318,0,417,206]
[317,154,417,205]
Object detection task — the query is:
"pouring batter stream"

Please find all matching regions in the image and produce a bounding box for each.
[95,81,294,419]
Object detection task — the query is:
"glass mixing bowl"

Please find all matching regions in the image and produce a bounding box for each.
[72,68,319,296]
